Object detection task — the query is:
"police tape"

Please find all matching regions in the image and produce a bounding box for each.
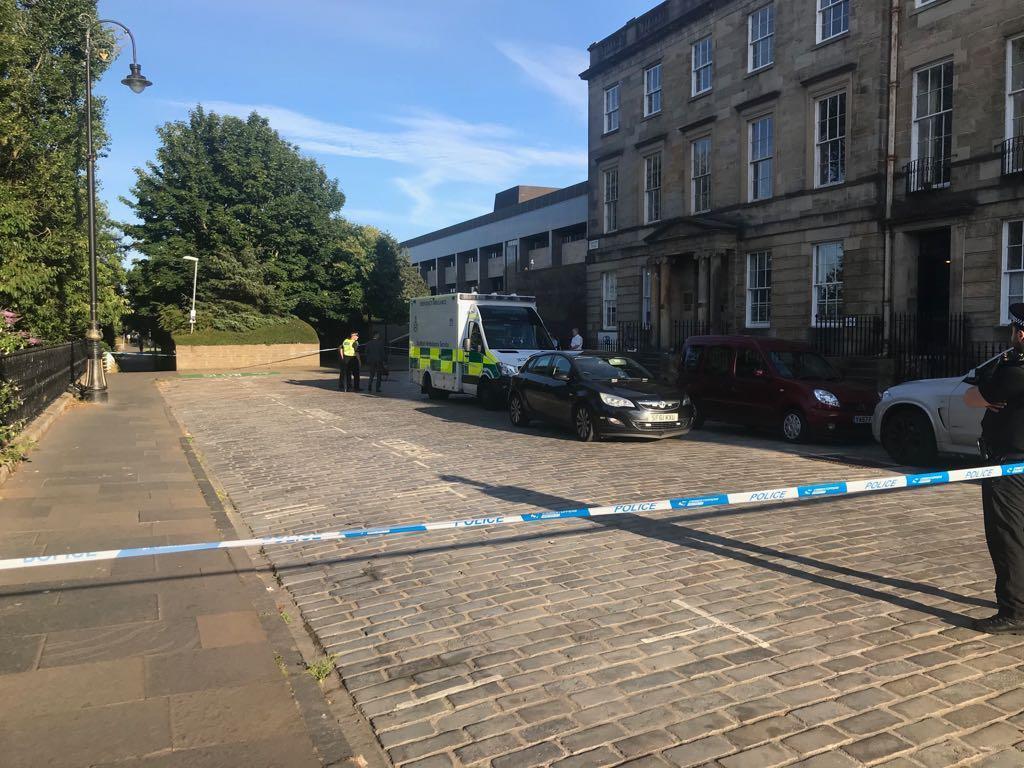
[2,462,1019,572]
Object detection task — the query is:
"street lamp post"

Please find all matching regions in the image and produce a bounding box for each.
[82,17,152,403]
[182,256,199,334]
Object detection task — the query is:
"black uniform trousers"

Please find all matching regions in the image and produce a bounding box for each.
[340,357,361,391]
[367,362,385,392]
[982,470,1024,618]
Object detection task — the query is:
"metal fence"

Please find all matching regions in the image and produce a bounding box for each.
[810,315,884,357]
[615,319,717,353]
[891,312,1005,382]
[0,341,87,427]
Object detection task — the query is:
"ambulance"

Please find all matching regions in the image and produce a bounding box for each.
[409,293,556,408]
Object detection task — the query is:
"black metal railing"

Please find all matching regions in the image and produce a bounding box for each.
[1002,136,1024,176]
[889,312,1005,382]
[615,319,721,354]
[810,315,884,358]
[0,341,87,427]
[904,156,951,193]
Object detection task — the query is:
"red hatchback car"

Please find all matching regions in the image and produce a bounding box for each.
[678,335,880,442]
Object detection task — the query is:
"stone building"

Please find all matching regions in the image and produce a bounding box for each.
[400,184,589,345]
[580,0,1024,359]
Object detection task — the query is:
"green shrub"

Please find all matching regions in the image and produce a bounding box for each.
[172,316,319,347]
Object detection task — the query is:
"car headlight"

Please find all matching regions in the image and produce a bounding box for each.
[498,363,518,376]
[813,389,841,408]
[600,392,635,408]
[681,395,691,406]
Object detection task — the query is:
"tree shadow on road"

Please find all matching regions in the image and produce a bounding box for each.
[439,474,588,513]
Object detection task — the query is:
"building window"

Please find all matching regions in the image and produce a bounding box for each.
[748,116,774,201]
[746,251,772,328]
[602,272,618,330]
[643,153,662,224]
[818,0,849,43]
[813,241,844,321]
[691,137,712,214]
[748,5,774,72]
[815,92,847,187]
[1008,36,1024,143]
[692,36,712,96]
[643,63,662,116]
[911,60,953,189]
[1003,221,1024,323]
[641,268,653,330]
[602,168,618,233]
[603,83,620,134]
[915,0,938,6]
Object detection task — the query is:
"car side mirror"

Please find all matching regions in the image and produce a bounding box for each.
[462,338,471,353]
[554,372,570,381]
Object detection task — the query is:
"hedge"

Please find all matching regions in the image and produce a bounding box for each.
[172,316,319,347]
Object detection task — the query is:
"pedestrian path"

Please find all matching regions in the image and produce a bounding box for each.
[0,374,366,768]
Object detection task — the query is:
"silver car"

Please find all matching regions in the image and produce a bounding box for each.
[872,352,1004,465]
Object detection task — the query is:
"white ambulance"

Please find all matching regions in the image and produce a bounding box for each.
[409,293,556,408]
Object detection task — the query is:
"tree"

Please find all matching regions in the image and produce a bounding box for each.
[364,231,428,324]
[0,0,126,342]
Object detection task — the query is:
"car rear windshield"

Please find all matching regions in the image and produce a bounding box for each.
[768,350,840,381]
[478,305,555,350]
[574,356,653,382]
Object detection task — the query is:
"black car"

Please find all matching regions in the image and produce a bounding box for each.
[507,351,695,441]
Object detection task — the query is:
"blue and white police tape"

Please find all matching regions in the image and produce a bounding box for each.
[2,461,1021,572]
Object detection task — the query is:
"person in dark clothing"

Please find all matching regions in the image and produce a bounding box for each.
[363,333,387,393]
[965,303,1024,633]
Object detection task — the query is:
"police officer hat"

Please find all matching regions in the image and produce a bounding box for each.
[1011,303,1024,330]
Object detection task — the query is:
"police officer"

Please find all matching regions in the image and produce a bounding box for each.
[965,303,1024,633]
[339,331,361,392]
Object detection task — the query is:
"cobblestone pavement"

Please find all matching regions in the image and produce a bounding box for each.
[160,369,1024,768]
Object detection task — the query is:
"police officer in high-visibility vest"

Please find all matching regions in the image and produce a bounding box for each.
[965,303,1024,634]
[339,331,361,392]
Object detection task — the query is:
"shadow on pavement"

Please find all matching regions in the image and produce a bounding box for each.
[440,474,587,511]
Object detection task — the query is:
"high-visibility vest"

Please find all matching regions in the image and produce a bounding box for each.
[342,339,358,357]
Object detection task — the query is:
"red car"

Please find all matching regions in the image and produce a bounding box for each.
[678,335,879,442]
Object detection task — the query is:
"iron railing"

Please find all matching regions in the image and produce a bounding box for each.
[616,319,720,354]
[0,341,87,427]
[1002,136,1024,176]
[890,312,1005,382]
[904,156,951,193]
[810,315,884,358]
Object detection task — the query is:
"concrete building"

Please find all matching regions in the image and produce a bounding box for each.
[400,183,589,344]
[580,0,1024,364]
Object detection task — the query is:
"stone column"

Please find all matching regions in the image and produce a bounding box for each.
[658,258,672,349]
[697,253,710,328]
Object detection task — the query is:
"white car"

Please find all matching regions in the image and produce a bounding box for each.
[872,352,1004,465]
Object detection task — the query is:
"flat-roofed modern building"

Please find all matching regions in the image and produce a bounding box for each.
[400,183,589,345]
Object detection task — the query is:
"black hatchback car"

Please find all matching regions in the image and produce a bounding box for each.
[508,352,694,441]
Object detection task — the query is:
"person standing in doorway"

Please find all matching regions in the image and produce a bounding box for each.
[339,331,361,392]
[570,328,584,351]
[363,332,386,393]
[964,303,1024,633]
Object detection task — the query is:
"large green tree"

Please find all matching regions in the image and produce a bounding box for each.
[125,107,425,339]
[0,0,127,342]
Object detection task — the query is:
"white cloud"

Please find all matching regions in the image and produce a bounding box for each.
[192,101,586,233]
[496,42,589,115]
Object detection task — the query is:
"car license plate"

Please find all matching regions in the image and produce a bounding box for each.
[643,413,677,423]
[853,415,872,424]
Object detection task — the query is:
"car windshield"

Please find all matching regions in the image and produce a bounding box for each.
[478,305,554,350]
[574,356,653,382]
[768,350,841,381]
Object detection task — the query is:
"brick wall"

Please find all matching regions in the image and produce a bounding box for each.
[175,344,321,371]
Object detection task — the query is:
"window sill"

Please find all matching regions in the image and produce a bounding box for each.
[746,63,774,78]
[746,323,771,330]
[642,111,663,122]
[813,179,847,190]
[602,128,620,137]
[692,209,712,216]
[911,0,953,15]
[690,89,712,103]
[813,31,849,49]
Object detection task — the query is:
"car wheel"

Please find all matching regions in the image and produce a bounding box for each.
[573,405,599,442]
[781,410,808,443]
[881,407,937,466]
[690,399,706,429]
[477,378,503,410]
[423,374,448,400]
[509,392,530,427]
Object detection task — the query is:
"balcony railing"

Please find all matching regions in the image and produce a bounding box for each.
[904,156,951,194]
[1002,136,1024,176]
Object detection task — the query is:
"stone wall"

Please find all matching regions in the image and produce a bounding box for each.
[175,343,321,371]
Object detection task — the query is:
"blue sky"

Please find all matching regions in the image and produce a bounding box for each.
[95,0,655,247]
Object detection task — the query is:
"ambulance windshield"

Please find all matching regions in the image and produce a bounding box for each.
[478,305,555,351]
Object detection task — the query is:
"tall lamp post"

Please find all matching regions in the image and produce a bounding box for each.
[182,256,199,333]
[82,17,152,403]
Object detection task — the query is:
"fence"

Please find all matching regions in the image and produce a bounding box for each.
[810,315,884,357]
[615,320,717,354]
[891,312,1005,381]
[0,341,87,427]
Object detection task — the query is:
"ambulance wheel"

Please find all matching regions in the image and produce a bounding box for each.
[573,405,599,442]
[477,379,503,410]
[509,392,530,427]
[423,374,448,400]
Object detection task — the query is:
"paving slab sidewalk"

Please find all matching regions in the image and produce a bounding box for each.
[0,373,381,768]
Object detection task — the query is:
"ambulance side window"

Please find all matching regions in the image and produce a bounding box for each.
[469,323,484,353]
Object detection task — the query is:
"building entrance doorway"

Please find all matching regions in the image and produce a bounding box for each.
[916,228,951,341]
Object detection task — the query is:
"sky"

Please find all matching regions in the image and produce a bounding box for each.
[94,0,656,249]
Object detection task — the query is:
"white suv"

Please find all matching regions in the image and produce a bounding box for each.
[872,352,1004,465]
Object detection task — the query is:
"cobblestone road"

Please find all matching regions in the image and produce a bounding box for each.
[160,369,1024,768]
